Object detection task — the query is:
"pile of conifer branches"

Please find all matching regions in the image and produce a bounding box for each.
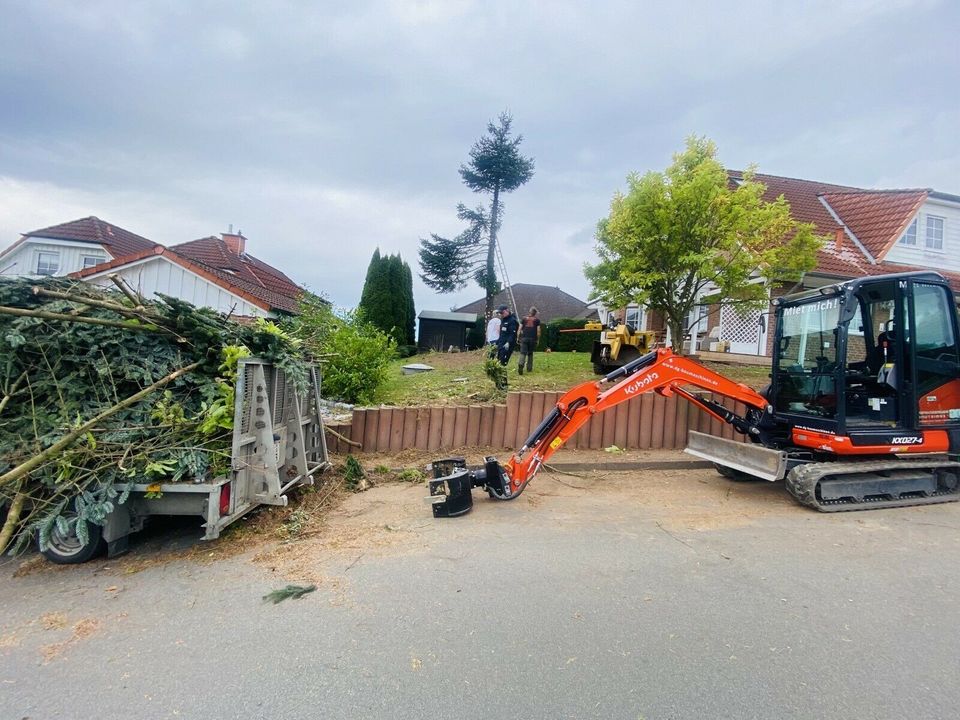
[0,276,306,554]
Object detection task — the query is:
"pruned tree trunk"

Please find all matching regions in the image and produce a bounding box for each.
[485,184,501,318]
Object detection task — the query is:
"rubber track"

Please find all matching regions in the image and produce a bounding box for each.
[785,458,960,512]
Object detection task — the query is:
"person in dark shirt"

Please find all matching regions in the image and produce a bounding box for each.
[517,307,541,375]
[496,305,519,366]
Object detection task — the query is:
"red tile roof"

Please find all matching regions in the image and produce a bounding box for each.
[729,171,860,230]
[728,171,953,287]
[73,238,303,314]
[24,216,157,257]
[170,237,302,313]
[820,190,927,260]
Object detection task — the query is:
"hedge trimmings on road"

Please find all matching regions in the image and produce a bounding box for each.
[0,277,309,555]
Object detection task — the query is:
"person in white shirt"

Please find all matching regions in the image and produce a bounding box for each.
[486,313,500,346]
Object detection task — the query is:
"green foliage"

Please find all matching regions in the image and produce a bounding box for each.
[396,467,425,483]
[544,318,598,352]
[0,277,308,554]
[419,204,497,294]
[342,455,365,491]
[262,584,317,604]
[585,136,820,353]
[358,250,416,346]
[291,294,396,404]
[483,356,508,392]
[459,112,536,195]
[277,508,309,540]
[466,317,486,350]
[420,112,534,316]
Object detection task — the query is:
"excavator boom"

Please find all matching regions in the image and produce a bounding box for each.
[428,348,770,515]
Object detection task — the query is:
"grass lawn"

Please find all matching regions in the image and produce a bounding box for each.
[372,349,772,407]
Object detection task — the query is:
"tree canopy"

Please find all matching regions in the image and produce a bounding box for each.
[585,136,820,353]
[358,249,415,347]
[419,112,534,317]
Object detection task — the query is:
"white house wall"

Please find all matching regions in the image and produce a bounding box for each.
[884,198,960,272]
[0,238,110,277]
[88,257,273,317]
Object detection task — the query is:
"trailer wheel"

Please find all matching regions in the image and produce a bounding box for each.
[39,512,105,565]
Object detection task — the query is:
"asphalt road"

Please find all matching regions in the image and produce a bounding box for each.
[2,467,959,720]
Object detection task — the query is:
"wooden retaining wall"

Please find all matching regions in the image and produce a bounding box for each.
[324,391,749,454]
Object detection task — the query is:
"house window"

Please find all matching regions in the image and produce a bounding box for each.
[926,215,944,250]
[81,255,106,269]
[625,306,644,330]
[898,218,917,246]
[36,251,59,276]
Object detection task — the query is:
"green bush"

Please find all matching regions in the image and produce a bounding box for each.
[291,295,396,404]
[544,318,599,352]
[466,317,486,350]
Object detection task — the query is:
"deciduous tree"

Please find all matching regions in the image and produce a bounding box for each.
[585,137,820,354]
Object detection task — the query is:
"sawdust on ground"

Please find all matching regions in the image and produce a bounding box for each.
[9,450,792,587]
[39,617,101,664]
[249,450,797,587]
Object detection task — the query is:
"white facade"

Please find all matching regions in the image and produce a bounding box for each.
[86,256,274,318]
[0,238,111,277]
[884,197,960,272]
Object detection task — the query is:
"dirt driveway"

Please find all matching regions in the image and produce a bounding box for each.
[2,458,959,719]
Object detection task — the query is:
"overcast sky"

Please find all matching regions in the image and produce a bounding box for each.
[1,0,957,313]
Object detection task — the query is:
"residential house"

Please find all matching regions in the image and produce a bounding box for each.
[0,216,157,278]
[620,172,960,356]
[454,283,597,323]
[0,217,305,318]
[75,231,303,318]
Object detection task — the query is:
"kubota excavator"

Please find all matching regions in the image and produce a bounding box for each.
[428,271,960,515]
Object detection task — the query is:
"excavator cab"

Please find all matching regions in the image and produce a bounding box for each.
[770,271,960,446]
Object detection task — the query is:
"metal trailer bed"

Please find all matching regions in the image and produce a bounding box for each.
[94,358,330,558]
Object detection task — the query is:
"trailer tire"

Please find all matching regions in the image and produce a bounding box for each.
[39,512,105,565]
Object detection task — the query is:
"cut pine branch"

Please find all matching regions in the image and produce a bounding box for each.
[0,361,202,490]
[0,371,27,414]
[0,481,26,555]
[31,286,149,315]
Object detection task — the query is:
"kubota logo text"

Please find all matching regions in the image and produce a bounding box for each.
[624,372,659,395]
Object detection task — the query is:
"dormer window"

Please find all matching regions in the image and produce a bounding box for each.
[81,254,107,269]
[36,251,59,276]
[898,218,917,246]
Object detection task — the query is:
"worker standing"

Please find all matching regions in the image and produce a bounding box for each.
[517,307,541,375]
[496,304,519,366]
[486,311,501,354]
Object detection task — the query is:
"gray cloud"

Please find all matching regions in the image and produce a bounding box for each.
[0,0,957,312]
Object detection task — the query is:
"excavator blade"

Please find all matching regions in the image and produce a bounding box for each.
[684,430,788,482]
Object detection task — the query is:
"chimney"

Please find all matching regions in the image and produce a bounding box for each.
[834,227,844,251]
[222,229,246,255]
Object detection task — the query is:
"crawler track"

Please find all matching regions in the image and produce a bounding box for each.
[786,458,960,512]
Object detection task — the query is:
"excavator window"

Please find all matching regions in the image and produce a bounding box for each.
[773,294,841,418]
[911,282,960,399]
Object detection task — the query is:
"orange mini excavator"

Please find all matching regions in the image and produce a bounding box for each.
[428,271,960,515]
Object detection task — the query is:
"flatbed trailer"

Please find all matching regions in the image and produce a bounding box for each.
[42,358,330,563]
